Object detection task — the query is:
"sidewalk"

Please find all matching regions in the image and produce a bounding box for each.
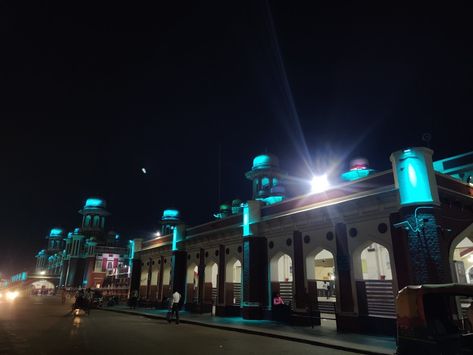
[100,306,396,355]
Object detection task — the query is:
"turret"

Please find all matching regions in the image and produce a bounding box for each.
[160,209,181,235]
[245,153,287,205]
[79,197,110,239]
[46,227,65,253]
[340,157,376,182]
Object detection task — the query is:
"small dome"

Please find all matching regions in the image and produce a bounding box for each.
[73,227,81,234]
[162,209,180,221]
[219,203,231,212]
[49,228,64,237]
[232,199,242,206]
[84,198,106,208]
[252,154,279,170]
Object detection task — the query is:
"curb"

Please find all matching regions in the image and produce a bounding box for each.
[99,308,394,355]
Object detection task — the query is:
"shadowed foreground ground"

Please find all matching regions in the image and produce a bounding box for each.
[0,295,359,355]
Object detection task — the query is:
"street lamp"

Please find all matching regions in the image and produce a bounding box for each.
[311,174,330,193]
[39,270,46,275]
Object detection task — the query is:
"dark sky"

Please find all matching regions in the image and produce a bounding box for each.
[1,2,471,275]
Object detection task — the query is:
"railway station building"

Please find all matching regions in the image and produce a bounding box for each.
[130,148,473,334]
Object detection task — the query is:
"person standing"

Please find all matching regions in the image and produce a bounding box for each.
[130,289,138,309]
[167,290,181,324]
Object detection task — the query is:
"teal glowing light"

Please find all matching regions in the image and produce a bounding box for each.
[408,164,417,187]
[85,198,104,208]
[261,177,270,187]
[392,148,435,206]
[340,169,374,181]
[50,228,63,237]
[257,196,284,205]
[11,272,27,282]
[252,154,278,170]
[129,240,135,259]
[162,209,179,220]
[243,206,250,236]
[172,228,177,251]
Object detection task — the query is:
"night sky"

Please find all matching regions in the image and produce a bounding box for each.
[1,2,471,275]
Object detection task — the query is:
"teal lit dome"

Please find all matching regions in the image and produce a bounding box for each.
[252,154,279,170]
[84,198,106,209]
[49,228,64,237]
[231,199,242,206]
[219,203,231,212]
[162,209,180,221]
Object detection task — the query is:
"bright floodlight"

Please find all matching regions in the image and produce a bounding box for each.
[155,231,161,237]
[311,174,330,193]
[6,291,19,301]
[39,270,46,275]
[141,168,147,174]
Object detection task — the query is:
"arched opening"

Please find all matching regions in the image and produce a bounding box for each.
[450,232,473,328]
[186,264,199,304]
[93,215,100,227]
[162,264,171,299]
[305,248,337,324]
[225,258,241,306]
[314,249,336,302]
[360,243,392,281]
[139,262,148,298]
[451,236,473,284]
[150,259,159,300]
[204,262,218,306]
[31,280,55,296]
[355,242,395,318]
[270,253,293,306]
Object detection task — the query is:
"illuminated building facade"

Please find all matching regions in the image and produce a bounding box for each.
[35,198,131,295]
[131,149,473,335]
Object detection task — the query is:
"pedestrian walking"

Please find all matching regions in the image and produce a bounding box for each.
[167,290,181,324]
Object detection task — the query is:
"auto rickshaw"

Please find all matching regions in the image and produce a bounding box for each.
[396,284,473,355]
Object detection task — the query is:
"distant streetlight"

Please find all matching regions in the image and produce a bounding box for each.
[155,231,161,238]
[39,270,46,275]
[311,174,330,193]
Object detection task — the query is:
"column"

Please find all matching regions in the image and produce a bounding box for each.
[292,230,306,310]
[170,224,187,298]
[390,147,446,285]
[129,239,143,296]
[335,222,357,331]
[242,200,268,319]
[216,244,226,315]
[157,256,164,302]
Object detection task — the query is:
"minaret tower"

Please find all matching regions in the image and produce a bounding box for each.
[46,227,65,253]
[160,209,181,235]
[79,197,110,240]
[245,153,287,205]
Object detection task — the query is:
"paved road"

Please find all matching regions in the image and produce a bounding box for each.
[0,295,359,355]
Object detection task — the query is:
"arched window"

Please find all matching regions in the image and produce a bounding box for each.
[84,215,92,227]
[93,215,100,227]
[261,177,270,188]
